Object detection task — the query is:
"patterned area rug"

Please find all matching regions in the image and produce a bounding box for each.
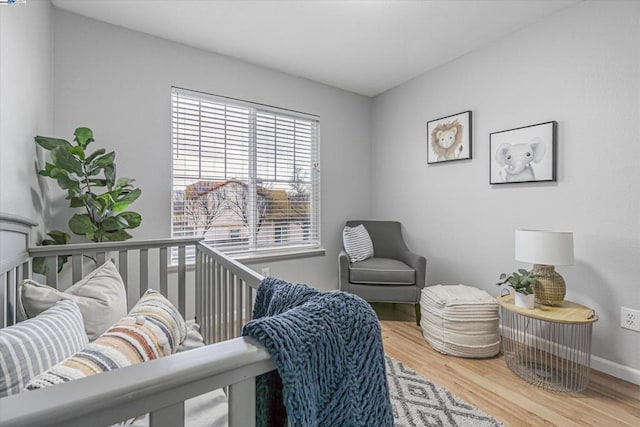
[386,355,503,427]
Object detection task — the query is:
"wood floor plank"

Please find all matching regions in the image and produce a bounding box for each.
[373,303,640,427]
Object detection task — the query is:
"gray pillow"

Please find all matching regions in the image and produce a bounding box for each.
[0,300,88,397]
[20,260,127,341]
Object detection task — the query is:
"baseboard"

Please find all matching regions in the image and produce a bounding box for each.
[591,356,640,385]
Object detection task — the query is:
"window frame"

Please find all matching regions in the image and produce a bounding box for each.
[170,87,322,260]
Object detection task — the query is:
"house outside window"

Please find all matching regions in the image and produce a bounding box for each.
[274,225,288,243]
[171,88,321,256]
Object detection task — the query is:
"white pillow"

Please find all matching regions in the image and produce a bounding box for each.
[177,320,206,353]
[19,260,127,341]
[343,224,374,262]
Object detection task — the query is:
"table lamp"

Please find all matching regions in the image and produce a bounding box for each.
[515,229,574,306]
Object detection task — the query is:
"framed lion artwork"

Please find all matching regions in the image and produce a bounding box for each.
[427,111,472,164]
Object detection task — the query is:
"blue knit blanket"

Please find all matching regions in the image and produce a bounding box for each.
[242,277,393,427]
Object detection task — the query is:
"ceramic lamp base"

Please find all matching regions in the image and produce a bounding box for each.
[532,264,565,306]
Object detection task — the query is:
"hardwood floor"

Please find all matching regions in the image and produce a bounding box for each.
[372,303,640,427]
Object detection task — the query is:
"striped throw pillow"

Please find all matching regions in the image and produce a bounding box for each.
[25,290,187,390]
[343,224,374,262]
[0,300,88,397]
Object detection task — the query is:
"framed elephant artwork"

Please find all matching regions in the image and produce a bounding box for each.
[427,111,472,164]
[490,121,557,184]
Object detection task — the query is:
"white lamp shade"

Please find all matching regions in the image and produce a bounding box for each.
[515,229,574,266]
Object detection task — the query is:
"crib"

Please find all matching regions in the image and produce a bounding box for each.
[0,213,276,427]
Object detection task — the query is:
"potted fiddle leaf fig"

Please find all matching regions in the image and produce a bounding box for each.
[496,269,537,309]
[33,127,142,274]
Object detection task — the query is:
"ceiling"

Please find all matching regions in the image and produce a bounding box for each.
[52,0,581,97]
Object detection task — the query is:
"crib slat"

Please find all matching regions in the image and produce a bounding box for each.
[195,247,202,326]
[46,257,58,289]
[244,280,253,325]
[204,254,211,344]
[226,274,236,339]
[149,402,185,427]
[215,262,222,343]
[178,245,186,317]
[1,272,6,328]
[201,253,208,343]
[72,255,83,283]
[7,269,16,326]
[159,247,168,296]
[235,276,242,337]
[22,260,30,280]
[228,377,256,427]
[140,248,149,298]
[222,269,228,341]
[96,251,106,266]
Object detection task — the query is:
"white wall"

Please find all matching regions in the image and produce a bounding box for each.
[0,0,54,236]
[371,1,640,374]
[52,9,372,291]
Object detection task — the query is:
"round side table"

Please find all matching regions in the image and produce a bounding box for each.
[497,294,598,392]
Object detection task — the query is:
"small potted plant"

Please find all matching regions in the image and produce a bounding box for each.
[496,269,537,309]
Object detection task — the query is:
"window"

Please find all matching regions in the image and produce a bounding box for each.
[171,88,321,256]
[274,225,288,243]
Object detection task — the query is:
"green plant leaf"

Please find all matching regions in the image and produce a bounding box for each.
[102,215,129,231]
[74,127,94,149]
[115,177,135,189]
[32,257,46,275]
[84,195,103,215]
[88,179,107,187]
[105,165,116,188]
[92,152,115,169]
[85,148,106,164]
[86,167,101,177]
[69,196,85,208]
[49,168,82,194]
[39,162,57,177]
[120,188,141,204]
[518,268,528,275]
[68,146,85,160]
[47,230,71,244]
[111,189,141,212]
[118,211,141,229]
[57,255,69,273]
[96,193,115,206]
[51,146,83,175]
[69,214,97,235]
[103,230,133,241]
[35,136,71,151]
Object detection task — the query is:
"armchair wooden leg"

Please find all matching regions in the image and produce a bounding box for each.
[415,303,421,326]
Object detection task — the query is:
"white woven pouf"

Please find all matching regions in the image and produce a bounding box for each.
[420,284,500,358]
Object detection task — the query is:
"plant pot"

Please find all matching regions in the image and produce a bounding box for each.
[514,292,535,309]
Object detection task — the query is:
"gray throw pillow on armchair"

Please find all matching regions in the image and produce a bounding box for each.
[343,224,374,262]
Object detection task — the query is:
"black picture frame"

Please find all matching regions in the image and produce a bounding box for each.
[427,111,472,164]
[489,121,557,184]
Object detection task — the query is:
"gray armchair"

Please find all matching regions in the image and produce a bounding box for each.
[339,220,426,325]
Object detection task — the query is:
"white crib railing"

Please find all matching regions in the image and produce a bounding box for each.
[0,336,274,427]
[27,236,203,315]
[0,216,274,427]
[196,243,262,345]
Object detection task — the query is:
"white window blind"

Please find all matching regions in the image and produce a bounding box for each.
[171,88,321,255]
